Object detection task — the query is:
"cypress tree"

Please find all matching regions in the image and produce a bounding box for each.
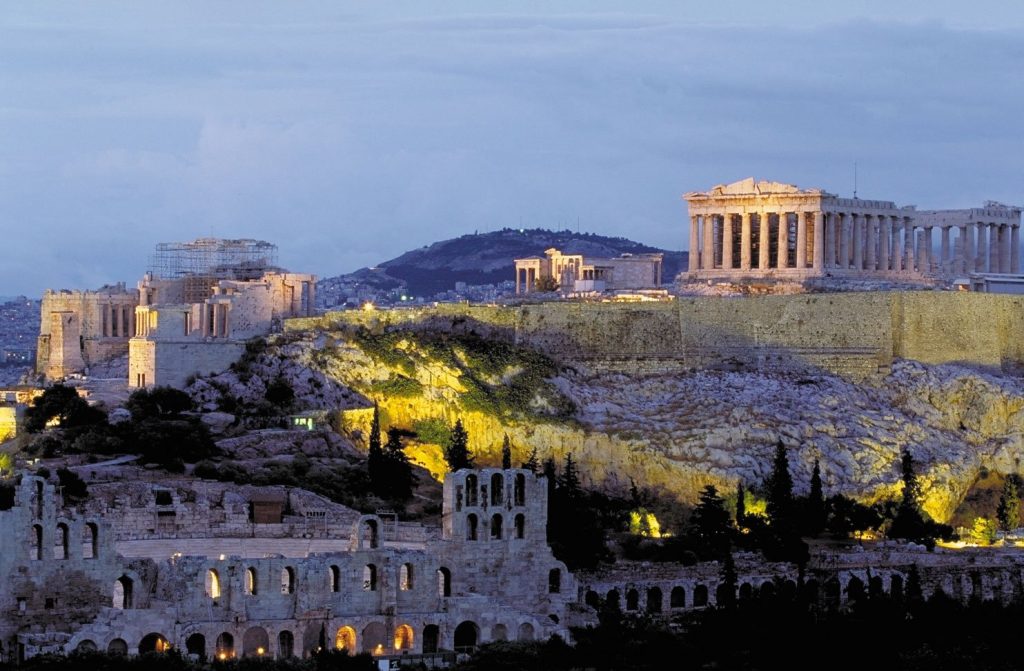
[766,440,794,528]
[542,456,558,500]
[382,428,413,500]
[367,404,385,491]
[806,458,826,536]
[735,481,746,527]
[501,434,512,470]
[690,484,731,557]
[522,447,539,473]
[560,453,582,498]
[444,418,474,471]
[719,552,738,609]
[997,476,1020,532]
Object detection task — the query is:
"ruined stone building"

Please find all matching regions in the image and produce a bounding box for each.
[685,178,1021,282]
[0,468,577,663]
[514,248,664,295]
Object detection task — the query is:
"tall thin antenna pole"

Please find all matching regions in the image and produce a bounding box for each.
[853,161,858,199]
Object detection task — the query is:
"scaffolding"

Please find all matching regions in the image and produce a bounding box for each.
[147,238,279,281]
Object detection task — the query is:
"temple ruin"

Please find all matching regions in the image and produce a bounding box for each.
[514,247,664,295]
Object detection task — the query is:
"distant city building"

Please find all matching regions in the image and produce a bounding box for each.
[513,247,664,295]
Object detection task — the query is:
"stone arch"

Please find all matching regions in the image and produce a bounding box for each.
[54,522,69,559]
[335,626,356,653]
[75,640,97,654]
[759,581,776,601]
[516,622,534,642]
[606,588,620,610]
[107,639,128,656]
[465,474,479,506]
[82,522,98,559]
[30,524,42,560]
[693,584,709,607]
[139,633,170,654]
[868,575,884,599]
[548,568,561,594]
[514,474,526,506]
[670,586,685,608]
[302,624,323,657]
[846,576,865,603]
[215,632,235,659]
[281,566,296,594]
[245,567,258,595]
[492,624,508,641]
[466,513,478,541]
[585,590,601,609]
[277,630,294,658]
[422,625,440,653]
[360,517,380,549]
[455,621,480,650]
[329,565,340,593]
[889,574,904,600]
[361,622,387,654]
[242,627,270,657]
[514,514,525,539]
[363,564,377,591]
[185,633,206,658]
[738,582,753,601]
[647,586,663,613]
[206,568,221,599]
[491,473,504,505]
[394,624,414,651]
[400,563,414,591]
[113,575,133,609]
[490,513,503,540]
[438,566,452,597]
[715,583,733,606]
[625,588,639,611]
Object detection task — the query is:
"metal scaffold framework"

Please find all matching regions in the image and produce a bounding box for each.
[147,238,279,281]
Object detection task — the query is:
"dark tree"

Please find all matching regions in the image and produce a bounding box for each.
[735,481,746,527]
[264,378,295,407]
[56,468,87,502]
[125,386,193,421]
[801,458,826,536]
[719,552,738,609]
[501,434,512,470]
[24,384,106,433]
[560,453,582,498]
[889,449,933,546]
[905,563,924,607]
[996,476,1020,532]
[444,418,474,471]
[522,447,539,473]
[381,428,413,500]
[689,484,731,558]
[367,405,385,491]
[766,440,794,529]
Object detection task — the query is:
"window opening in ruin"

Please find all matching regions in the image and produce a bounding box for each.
[437,567,452,597]
[394,624,414,651]
[335,626,356,653]
[363,564,377,591]
[585,591,600,608]
[329,565,340,593]
[465,475,478,506]
[31,524,43,561]
[491,624,508,641]
[516,622,534,642]
[490,473,503,505]
[514,514,525,539]
[453,621,479,652]
[215,632,235,660]
[738,583,753,601]
[54,523,68,559]
[626,588,639,610]
[186,634,206,658]
[245,567,258,595]
[647,587,662,613]
[157,511,176,533]
[466,513,478,541]
[422,625,440,654]
[514,474,525,506]
[76,640,97,653]
[139,633,170,654]
[278,631,294,658]
[693,584,708,607]
[490,514,503,540]
[362,519,379,549]
[34,481,43,518]
[154,490,172,506]
[890,574,904,600]
[281,567,296,594]
[400,563,414,591]
[44,597,55,609]
[83,522,98,559]
[548,569,561,594]
[107,639,128,656]
[206,569,221,599]
[113,576,133,609]
[670,586,685,608]
[17,598,26,612]
[606,589,620,609]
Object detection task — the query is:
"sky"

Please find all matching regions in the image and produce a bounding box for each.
[2,1,1023,296]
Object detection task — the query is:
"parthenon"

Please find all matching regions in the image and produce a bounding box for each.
[685,178,1021,281]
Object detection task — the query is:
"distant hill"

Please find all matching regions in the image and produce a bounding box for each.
[321,228,685,298]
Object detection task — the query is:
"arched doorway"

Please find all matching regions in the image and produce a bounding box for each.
[113,575,133,609]
[278,631,294,659]
[185,633,206,659]
[107,639,128,656]
[361,622,387,654]
[215,632,235,660]
[138,633,170,654]
[455,621,480,651]
[335,626,356,653]
[516,622,534,642]
[422,625,440,654]
[394,624,414,652]
[75,640,97,653]
[242,627,270,657]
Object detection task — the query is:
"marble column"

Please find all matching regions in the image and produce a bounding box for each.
[759,212,771,270]
[825,212,836,268]
[904,220,915,272]
[959,225,970,274]
[1000,224,1012,273]
[851,214,863,270]
[703,214,715,270]
[879,215,890,272]
[812,211,824,272]
[976,222,988,272]
[989,223,999,273]
[940,227,950,274]
[1012,226,1021,274]
[864,215,876,270]
[839,213,851,269]
[740,213,752,270]
[777,212,789,269]
[923,227,934,272]
[891,217,902,272]
[688,216,699,272]
[796,211,808,269]
[722,214,734,270]
[118,306,127,339]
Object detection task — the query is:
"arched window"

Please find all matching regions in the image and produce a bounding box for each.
[278,631,294,658]
[490,473,504,505]
[215,632,235,660]
[514,514,525,539]
[394,624,414,651]
[245,567,258,595]
[437,567,452,597]
[361,622,387,654]
[75,640,97,654]
[585,590,600,608]
[281,566,295,595]
[206,569,221,599]
[466,514,478,541]
[490,514,503,540]
[242,626,269,658]
[548,569,561,594]
[846,576,865,603]
[335,626,356,653]
[465,475,478,506]
[83,523,98,560]
[139,633,170,654]
[491,624,508,641]
[400,563,414,591]
[107,639,128,656]
[31,524,42,560]
[363,564,377,591]
[670,586,685,608]
[693,584,708,607]
[606,588,620,610]
[54,523,69,559]
[514,474,526,506]
[739,583,753,601]
[626,588,639,610]
[329,565,340,593]
[646,586,662,613]
[186,633,206,658]
[362,519,379,549]
[113,576,133,609]
[35,480,43,518]
[454,621,479,652]
[516,622,534,642]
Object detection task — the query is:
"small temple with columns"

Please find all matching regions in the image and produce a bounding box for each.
[684,178,1021,281]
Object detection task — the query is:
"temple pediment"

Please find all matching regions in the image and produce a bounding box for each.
[714,178,820,196]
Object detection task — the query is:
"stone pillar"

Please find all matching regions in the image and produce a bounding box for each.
[989,223,999,273]
[795,211,807,269]
[976,222,987,272]
[758,212,771,270]
[905,220,916,272]
[865,215,877,270]
[703,214,715,270]
[959,225,970,274]
[722,214,734,270]
[1012,225,1021,274]
[688,216,699,272]
[851,213,863,270]
[940,226,950,274]
[740,213,752,270]
[891,217,902,271]
[103,303,112,337]
[839,213,851,269]
[878,215,890,272]
[1000,224,1011,272]
[812,211,824,272]
[777,212,789,269]
[307,282,316,315]
[924,227,934,272]
[119,306,127,339]
[824,212,836,268]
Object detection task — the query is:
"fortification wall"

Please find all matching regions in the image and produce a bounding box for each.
[288,292,1024,379]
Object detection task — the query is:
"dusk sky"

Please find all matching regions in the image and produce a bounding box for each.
[2,1,1023,296]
